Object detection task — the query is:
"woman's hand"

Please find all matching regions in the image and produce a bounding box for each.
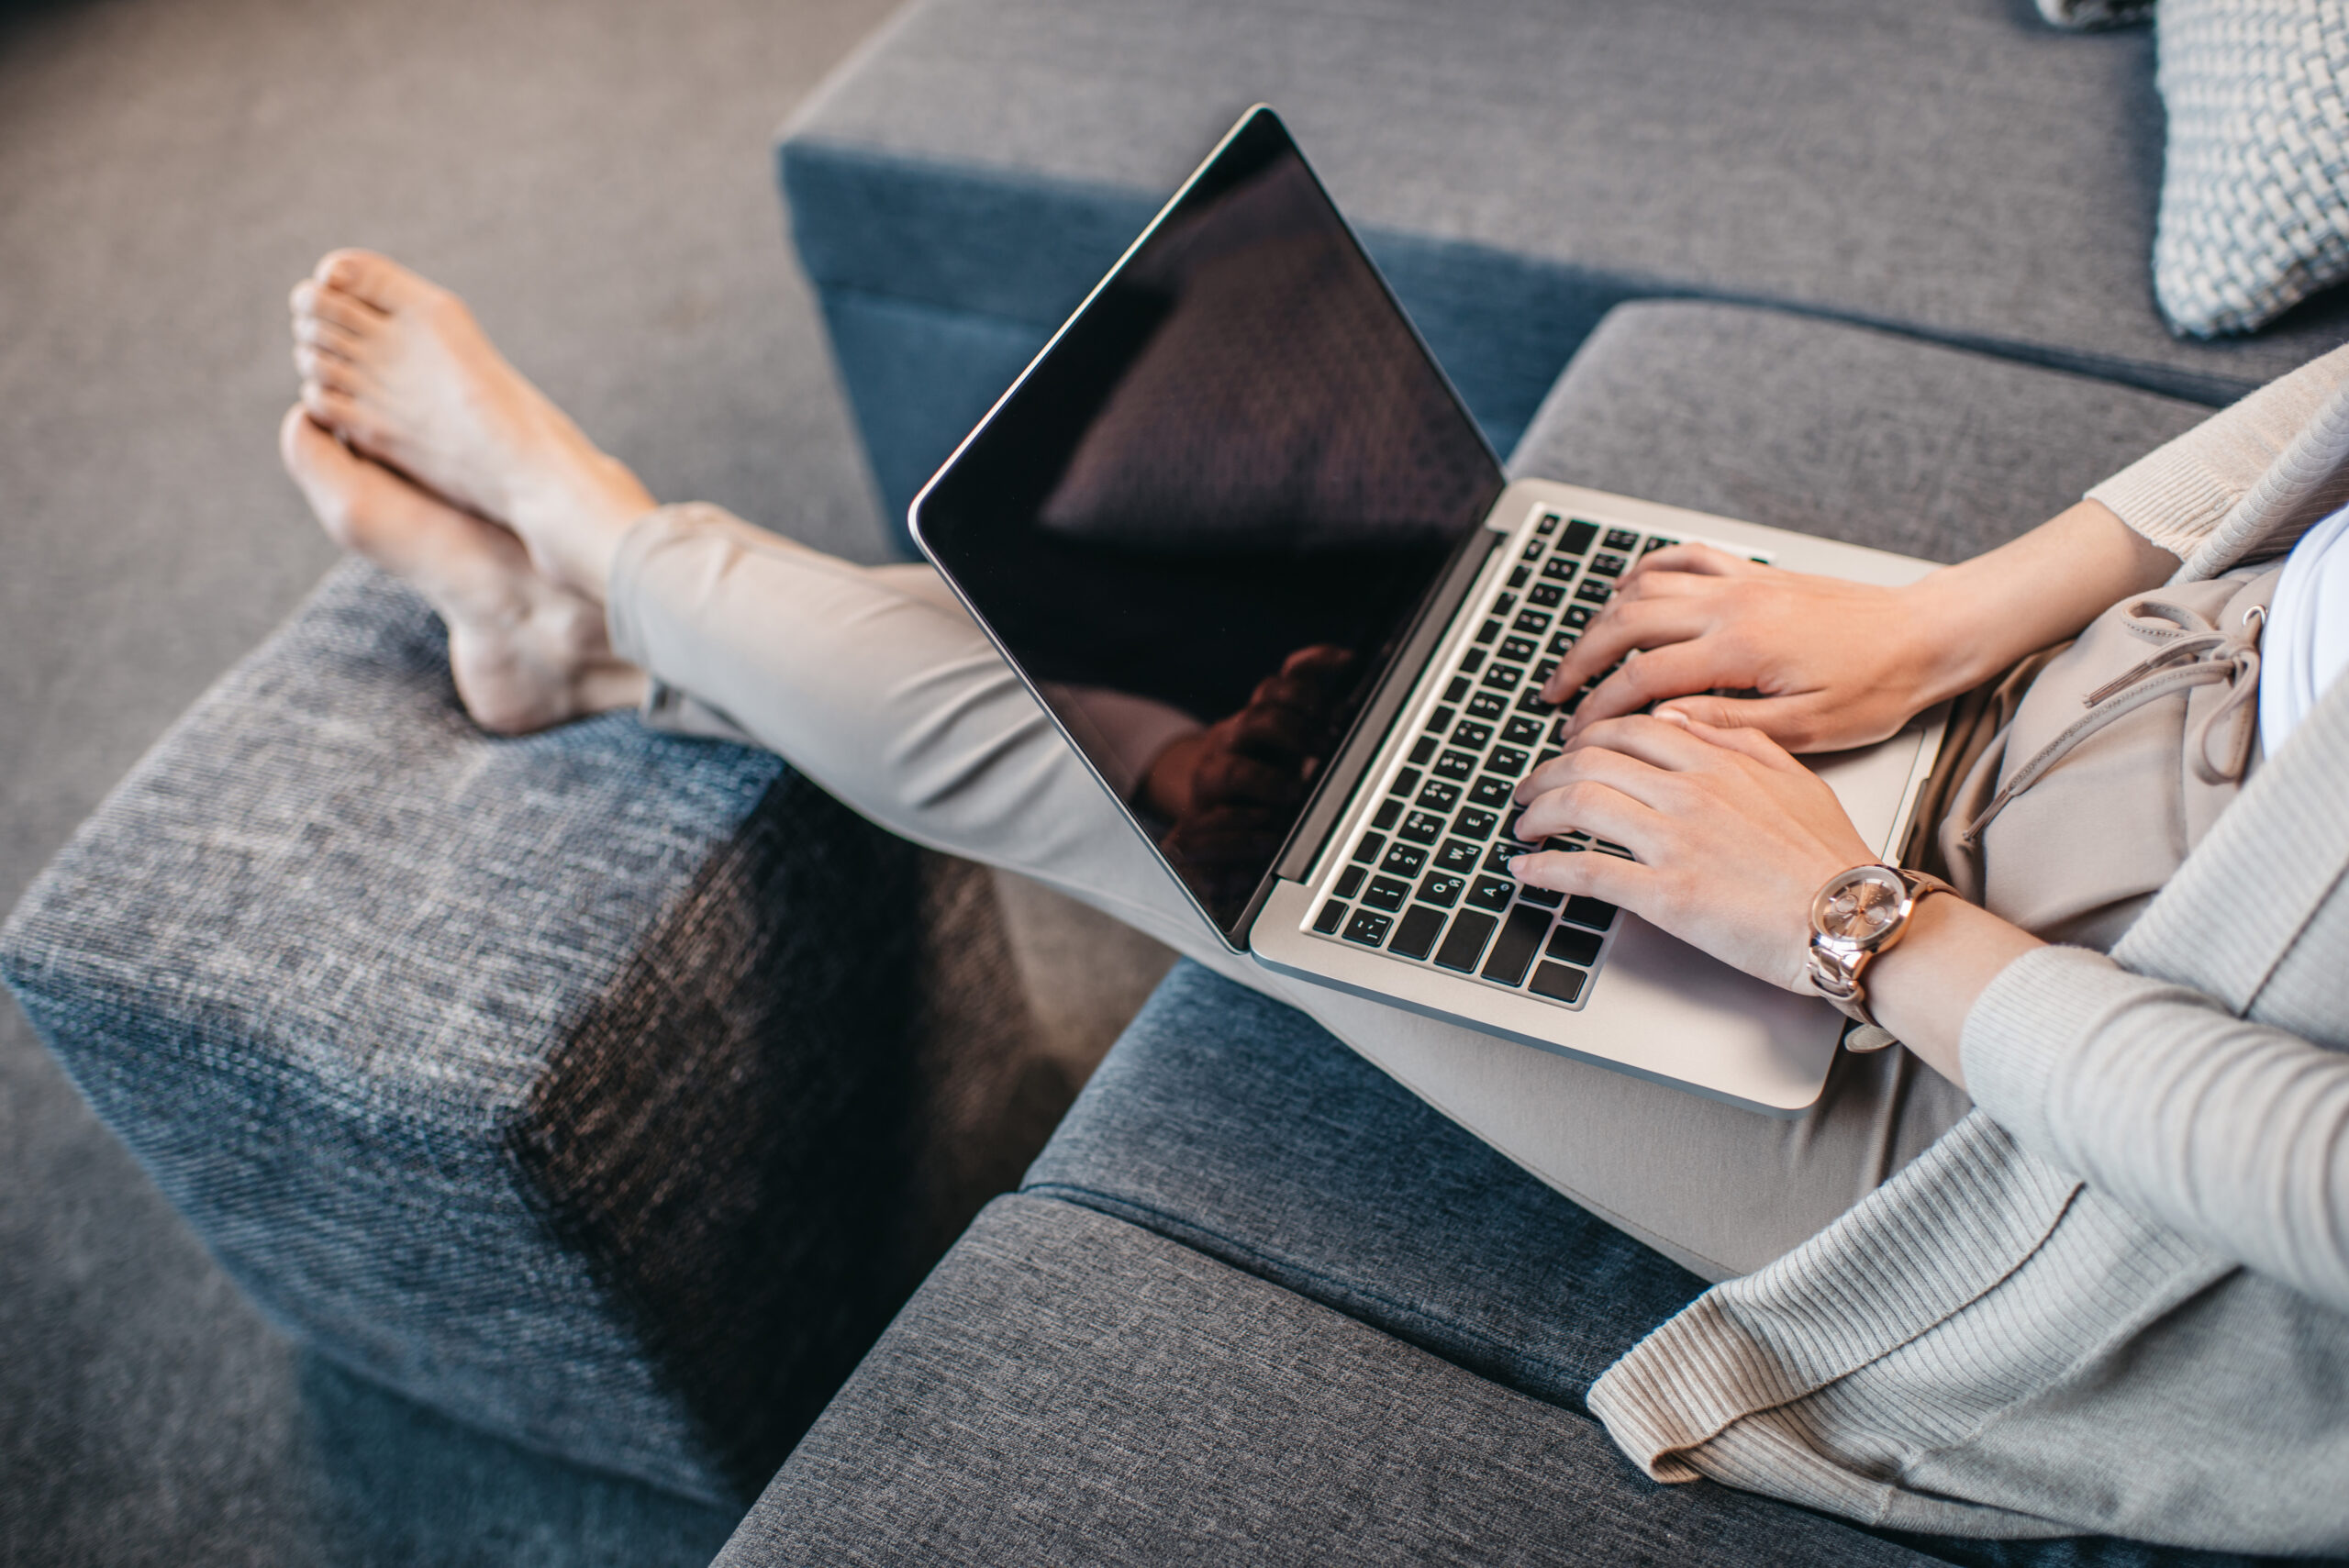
[1542,543,1957,753]
[1509,711,1875,992]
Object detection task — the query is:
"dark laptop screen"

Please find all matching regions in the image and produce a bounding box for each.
[911,109,1505,943]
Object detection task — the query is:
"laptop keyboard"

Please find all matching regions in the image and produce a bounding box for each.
[1306,509,1691,1009]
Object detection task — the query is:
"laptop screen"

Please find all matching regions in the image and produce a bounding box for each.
[911,108,1506,943]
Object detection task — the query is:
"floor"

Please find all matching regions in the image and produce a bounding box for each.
[0,0,918,1560]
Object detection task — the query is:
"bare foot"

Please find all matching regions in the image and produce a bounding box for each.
[280,406,647,734]
[289,250,651,599]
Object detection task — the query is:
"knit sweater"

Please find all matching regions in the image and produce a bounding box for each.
[1587,343,2349,1551]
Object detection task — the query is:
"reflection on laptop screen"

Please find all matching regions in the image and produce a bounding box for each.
[913,109,1505,941]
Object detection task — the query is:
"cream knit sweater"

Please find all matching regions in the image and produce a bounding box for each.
[1589,342,2349,1551]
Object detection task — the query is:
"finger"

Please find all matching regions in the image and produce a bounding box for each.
[1556,711,1727,774]
[1192,751,1304,807]
[1653,692,1883,754]
[1221,705,1317,761]
[1543,593,1719,700]
[1280,644,1354,680]
[1507,844,1657,908]
[1508,777,1659,848]
[1621,540,1758,582]
[1661,710,1810,773]
[1564,639,1739,733]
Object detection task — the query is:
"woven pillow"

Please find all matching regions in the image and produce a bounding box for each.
[2152,0,2349,338]
[2035,0,2153,28]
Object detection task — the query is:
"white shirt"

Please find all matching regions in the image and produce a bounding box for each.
[2258,501,2349,756]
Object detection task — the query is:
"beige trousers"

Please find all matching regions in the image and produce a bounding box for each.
[606,503,1974,1282]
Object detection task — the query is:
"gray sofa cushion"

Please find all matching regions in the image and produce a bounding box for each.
[721,1194,1941,1568]
[0,561,1066,1504]
[781,0,2348,532]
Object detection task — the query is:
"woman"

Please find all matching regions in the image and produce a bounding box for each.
[283,247,2348,1551]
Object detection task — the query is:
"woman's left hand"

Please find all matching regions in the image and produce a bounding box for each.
[1509,711,1875,993]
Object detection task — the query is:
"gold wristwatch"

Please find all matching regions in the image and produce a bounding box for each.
[1804,863,1955,1040]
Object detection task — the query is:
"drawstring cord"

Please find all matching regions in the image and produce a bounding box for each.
[1957,596,2264,848]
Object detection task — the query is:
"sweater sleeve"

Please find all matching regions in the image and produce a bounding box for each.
[2088,342,2349,570]
[1961,944,2349,1312]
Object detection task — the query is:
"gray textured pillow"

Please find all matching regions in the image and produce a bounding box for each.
[2036,0,2154,28]
[2153,0,2349,338]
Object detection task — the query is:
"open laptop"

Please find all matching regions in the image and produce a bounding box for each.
[908,106,1944,1115]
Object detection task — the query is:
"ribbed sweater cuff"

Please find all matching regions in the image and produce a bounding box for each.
[1959,944,2138,1166]
[2086,455,2238,565]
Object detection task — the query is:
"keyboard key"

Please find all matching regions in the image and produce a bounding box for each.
[1519,884,1564,908]
[1537,511,1561,535]
[1417,873,1467,908]
[1382,844,1428,878]
[1459,648,1486,673]
[1493,593,1518,616]
[1410,736,1436,765]
[1508,564,1530,589]
[1499,635,1538,662]
[1400,808,1448,842]
[1343,908,1394,947]
[1452,719,1494,748]
[1589,551,1628,579]
[1561,518,1599,555]
[1467,775,1513,807]
[1482,905,1552,986]
[1452,806,1499,840]
[1423,706,1454,733]
[1466,691,1507,719]
[1389,905,1445,961]
[1603,527,1641,552]
[1431,750,1477,782]
[1433,838,1482,874]
[1541,557,1576,583]
[1532,659,1559,684]
[1529,583,1565,607]
[1486,745,1530,777]
[1434,910,1498,972]
[1363,875,1409,913]
[1546,925,1604,967]
[1563,895,1618,931]
[1352,832,1386,864]
[1598,842,1636,860]
[1315,899,1348,934]
[1389,766,1422,797]
[1483,840,1521,875]
[1501,716,1545,745]
[1481,665,1523,692]
[1475,618,1502,644]
[1642,535,1675,553]
[1547,630,1575,656]
[1373,798,1401,830]
[1516,689,1556,714]
[1417,779,1462,811]
[1550,717,1572,745]
[1444,676,1471,704]
[1466,875,1517,913]
[1532,748,1561,773]
[1529,961,1586,1004]
[1334,865,1365,899]
[1563,604,1596,628]
[1575,579,1612,605]
[1513,609,1553,634]
[1521,539,1545,560]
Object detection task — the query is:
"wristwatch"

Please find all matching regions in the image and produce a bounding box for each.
[1805,862,1955,1040]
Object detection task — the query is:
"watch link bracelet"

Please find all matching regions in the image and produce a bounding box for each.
[1805,862,1956,1040]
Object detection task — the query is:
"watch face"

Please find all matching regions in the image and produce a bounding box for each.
[1816,866,1905,946]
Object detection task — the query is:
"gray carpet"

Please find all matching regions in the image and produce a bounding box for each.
[0,0,902,1560]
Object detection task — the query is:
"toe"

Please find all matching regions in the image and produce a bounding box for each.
[293,277,384,336]
[295,342,367,395]
[314,248,437,316]
[300,379,378,449]
[294,311,364,359]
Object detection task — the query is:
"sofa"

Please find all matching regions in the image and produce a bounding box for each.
[5,0,2342,1562]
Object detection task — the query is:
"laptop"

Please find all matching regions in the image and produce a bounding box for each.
[908,106,1944,1116]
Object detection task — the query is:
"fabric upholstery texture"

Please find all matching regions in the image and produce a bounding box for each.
[721,1194,1943,1568]
[2153,0,2349,337]
[2038,0,2154,29]
[779,0,2349,539]
[0,561,1065,1505]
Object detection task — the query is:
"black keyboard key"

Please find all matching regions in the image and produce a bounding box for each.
[1373,798,1401,830]
[1499,635,1538,662]
[1517,688,1557,715]
[1480,665,1522,692]
[1563,895,1619,931]
[1519,884,1563,908]
[1452,806,1499,840]
[1575,579,1612,606]
[1501,716,1545,746]
[1529,961,1587,1004]
[1508,564,1530,588]
[1466,691,1507,719]
[1547,630,1575,656]
[1389,766,1422,797]
[1466,875,1516,913]
[1459,648,1486,674]
[1352,832,1386,865]
[1482,905,1552,986]
[1389,905,1445,961]
[1541,557,1576,583]
[1400,808,1448,842]
[1423,706,1454,733]
[1529,583,1565,607]
[1597,840,1636,860]
[1444,676,1471,704]
[1452,719,1494,748]
[1315,899,1349,934]
[1561,518,1599,555]
[1334,865,1365,899]
[1562,604,1595,628]
[1484,840,1522,875]
[1521,539,1545,561]
[1533,659,1559,684]
[1417,873,1467,908]
[1546,925,1604,967]
[1363,875,1409,913]
[1343,908,1394,947]
[1417,779,1462,811]
[1493,593,1518,616]
[1486,745,1530,777]
[1433,838,1481,874]
[1410,736,1436,764]
[1550,717,1572,745]
[1589,551,1628,579]
[1434,910,1498,972]
[1467,775,1513,807]
[1642,535,1675,554]
[1536,511,1560,534]
[1382,844,1428,878]
[1532,748,1561,773]
[1475,617,1502,644]
[1603,527,1641,552]
[1513,610,1553,636]
[1431,750,1477,783]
